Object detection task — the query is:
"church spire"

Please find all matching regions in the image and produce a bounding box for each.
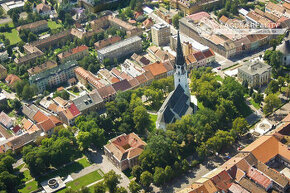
[175,31,185,68]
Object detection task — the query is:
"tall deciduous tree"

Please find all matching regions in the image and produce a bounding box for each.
[104,170,122,193]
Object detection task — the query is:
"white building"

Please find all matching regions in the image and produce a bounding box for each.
[151,23,171,46]
[156,32,193,130]
[238,59,272,88]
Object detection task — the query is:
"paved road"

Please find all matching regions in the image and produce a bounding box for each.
[86,151,131,190]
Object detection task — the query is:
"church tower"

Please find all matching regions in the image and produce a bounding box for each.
[174,32,190,96]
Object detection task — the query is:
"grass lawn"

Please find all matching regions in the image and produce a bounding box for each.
[1,29,21,45]
[37,157,91,182]
[22,169,33,182]
[48,20,63,30]
[59,170,103,192]
[18,180,39,193]
[148,114,157,132]
[0,21,14,28]
[250,98,260,109]
[215,75,223,82]
[16,163,25,170]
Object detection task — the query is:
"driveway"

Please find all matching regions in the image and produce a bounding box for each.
[86,151,131,190]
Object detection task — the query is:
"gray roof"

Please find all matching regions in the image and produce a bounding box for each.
[98,36,142,55]
[238,60,271,76]
[157,85,190,125]
[72,90,103,112]
[22,104,39,120]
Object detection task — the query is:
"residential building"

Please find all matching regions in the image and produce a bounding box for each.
[178,119,290,193]
[142,18,154,29]
[147,46,175,63]
[0,112,13,129]
[27,60,57,76]
[35,3,53,16]
[94,36,121,50]
[156,33,193,130]
[97,85,116,103]
[17,20,48,33]
[104,133,147,171]
[131,53,151,66]
[5,74,20,87]
[155,7,174,24]
[33,111,62,135]
[14,51,44,65]
[0,51,8,61]
[238,60,271,88]
[97,36,142,62]
[143,61,168,80]
[170,0,222,15]
[57,45,89,64]
[58,103,81,126]
[0,64,7,80]
[112,79,132,92]
[29,60,77,92]
[72,90,104,113]
[90,15,142,37]
[179,12,275,58]
[75,67,105,89]
[1,1,24,13]
[151,23,171,46]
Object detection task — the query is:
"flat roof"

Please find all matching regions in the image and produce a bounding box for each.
[98,36,141,55]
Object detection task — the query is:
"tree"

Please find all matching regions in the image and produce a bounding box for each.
[277,76,285,91]
[128,180,141,193]
[0,171,19,192]
[266,80,279,94]
[164,165,174,181]
[263,94,281,114]
[104,170,122,193]
[181,159,190,172]
[131,165,142,182]
[115,187,128,193]
[231,117,248,137]
[140,171,153,190]
[94,182,106,193]
[77,131,92,151]
[153,167,166,186]
[133,105,150,134]
[172,14,181,29]
[61,90,70,100]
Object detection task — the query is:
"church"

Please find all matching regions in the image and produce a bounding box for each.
[156,32,195,130]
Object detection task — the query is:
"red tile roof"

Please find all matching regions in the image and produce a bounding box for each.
[193,51,206,61]
[247,167,272,189]
[12,125,21,134]
[187,12,210,21]
[5,74,21,86]
[68,103,81,117]
[143,61,167,77]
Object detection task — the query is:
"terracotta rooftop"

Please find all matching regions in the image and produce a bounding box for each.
[219,15,229,23]
[112,79,132,92]
[241,135,290,163]
[27,60,57,75]
[239,178,267,193]
[187,12,210,21]
[12,125,21,134]
[17,20,48,31]
[97,85,116,99]
[143,61,167,77]
[104,133,146,161]
[5,74,20,86]
[247,167,272,189]
[58,45,88,59]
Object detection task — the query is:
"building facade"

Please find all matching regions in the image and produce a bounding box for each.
[104,133,146,171]
[238,60,272,88]
[29,60,78,92]
[151,23,171,46]
[97,36,142,62]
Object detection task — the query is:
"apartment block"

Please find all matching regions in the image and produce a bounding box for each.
[29,60,77,92]
[97,36,142,62]
[151,23,171,46]
[57,45,89,64]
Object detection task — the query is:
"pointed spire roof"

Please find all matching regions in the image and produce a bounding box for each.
[175,31,185,67]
